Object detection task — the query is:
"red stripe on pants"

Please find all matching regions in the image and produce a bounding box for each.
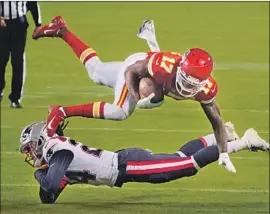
[199,137,208,147]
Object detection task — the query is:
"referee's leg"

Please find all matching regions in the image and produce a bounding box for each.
[9,17,28,107]
[0,24,10,102]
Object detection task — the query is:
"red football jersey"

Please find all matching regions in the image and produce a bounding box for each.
[194,76,218,104]
[146,52,218,104]
[146,52,182,89]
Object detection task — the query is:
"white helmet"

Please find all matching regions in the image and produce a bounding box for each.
[19,121,69,167]
[19,121,49,167]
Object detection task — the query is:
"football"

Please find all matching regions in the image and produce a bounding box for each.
[139,77,164,103]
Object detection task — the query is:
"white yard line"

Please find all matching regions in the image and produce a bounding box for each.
[1,151,267,161]
[0,183,268,193]
[1,126,269,134]
[66,127,270,135]
[22,93,112,98]
[215,62,269,71]
[4,62,269,76]
[1,105,268,113]
[1,152,21,155]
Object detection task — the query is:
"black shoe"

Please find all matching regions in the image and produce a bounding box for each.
[10,101,23,108]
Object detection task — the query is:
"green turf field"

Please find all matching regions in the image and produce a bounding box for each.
[1,2,269,214]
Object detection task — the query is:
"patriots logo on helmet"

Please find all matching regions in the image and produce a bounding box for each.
[20,123,37,142]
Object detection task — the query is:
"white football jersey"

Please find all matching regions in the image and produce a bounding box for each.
[42,136,119,187]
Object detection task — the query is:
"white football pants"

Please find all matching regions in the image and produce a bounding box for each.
[84,52,147,120]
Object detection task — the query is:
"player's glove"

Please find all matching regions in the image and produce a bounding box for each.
[136,93,164,109]
[218,152,236,173]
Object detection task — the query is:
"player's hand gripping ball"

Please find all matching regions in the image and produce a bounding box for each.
[139,77,164,103]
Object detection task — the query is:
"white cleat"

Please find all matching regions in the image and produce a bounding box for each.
[225,122,240,141]
[137,20,160,52]
[241,128,269,152]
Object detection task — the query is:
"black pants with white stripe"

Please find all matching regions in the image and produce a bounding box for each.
[0,16,28,103]
[114,148,198,187]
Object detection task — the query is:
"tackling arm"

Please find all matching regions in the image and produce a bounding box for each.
[201,100,227,153]
[34,150,74,204]
[124,59,150,102]
[38,175,66,204]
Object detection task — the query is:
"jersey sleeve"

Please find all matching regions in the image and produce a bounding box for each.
[194,77,218,104]
[147,52,163,81]
[35,150,74,192]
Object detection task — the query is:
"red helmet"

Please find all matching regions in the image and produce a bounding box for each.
[176,48,214,97]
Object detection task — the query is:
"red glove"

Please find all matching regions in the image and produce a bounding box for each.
[60,176,68,189]
[39,164,49,170]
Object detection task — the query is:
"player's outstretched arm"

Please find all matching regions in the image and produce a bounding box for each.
[201,100,227,153]
[34,150,74,203]
[124,60,150,102]
[201,101,236,173]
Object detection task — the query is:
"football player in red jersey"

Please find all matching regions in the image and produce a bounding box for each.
[33,17,235,173]
[126,22,235,173]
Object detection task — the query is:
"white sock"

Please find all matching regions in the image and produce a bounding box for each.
[227,139,248,153]
[201,134,248,153]
[201,134,217,146]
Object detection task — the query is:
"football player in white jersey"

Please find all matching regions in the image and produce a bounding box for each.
[19,121,269,204]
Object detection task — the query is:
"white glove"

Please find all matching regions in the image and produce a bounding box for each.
[218,152,236,173]
[136,93,164,109]
[137,20,160,52]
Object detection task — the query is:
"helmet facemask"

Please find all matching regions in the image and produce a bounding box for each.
[19,121,48,168]
[20,138,45,167]
[175,66,207,98]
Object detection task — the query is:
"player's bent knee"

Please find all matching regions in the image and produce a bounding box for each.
[84,57,103,84]
[86,69,101,84]
[113,108,130,121]
[105,105,130,121]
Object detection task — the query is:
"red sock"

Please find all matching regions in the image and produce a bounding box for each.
[62,30,97,64]
[199,137,208,148]
[64,102,105,119]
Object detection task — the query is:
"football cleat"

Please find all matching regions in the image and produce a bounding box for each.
[32,16,67,40]
[241,128,269,152]
[46,105,66,137]
[224,121,240,141]
[10,101,22,108]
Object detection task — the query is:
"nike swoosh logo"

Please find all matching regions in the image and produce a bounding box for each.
[47,116,56,130]
[44,29,54,35]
